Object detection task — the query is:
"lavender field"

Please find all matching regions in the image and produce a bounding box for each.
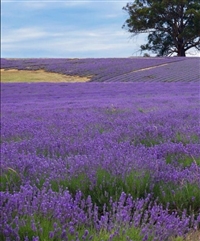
[1,57,199,82]
[1,58,200,241]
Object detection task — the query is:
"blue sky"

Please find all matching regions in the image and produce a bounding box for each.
[1,0,200,58]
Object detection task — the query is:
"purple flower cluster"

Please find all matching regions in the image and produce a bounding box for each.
[1,57,199,82]
[1,75,200,239]
[1,187,198,241]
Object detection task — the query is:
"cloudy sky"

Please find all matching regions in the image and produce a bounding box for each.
[1,0,200,58]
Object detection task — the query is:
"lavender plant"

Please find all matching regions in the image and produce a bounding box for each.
[1,62,200,240]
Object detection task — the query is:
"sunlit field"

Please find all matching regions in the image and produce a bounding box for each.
[1,58,200,241]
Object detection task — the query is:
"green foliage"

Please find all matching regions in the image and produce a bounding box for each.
[0,167,21,192]
[92,225,144,241]
[50,169,151,213]
[140,138,161,147]
[4,217,144,241]
[89,169,151,212]
[18,215,54,241]
[122,0,200,56]
[50,173,89,194]
[171,132,199,145]
[0,215,54,241]
[124,170,151,198]
[66,225,145,241]
[166,154,200,168]
[153,181,200,216]
[171,237,184,241]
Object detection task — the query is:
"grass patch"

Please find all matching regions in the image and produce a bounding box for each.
[153,181,200,216]
[18,216,54,241]
[1,216,145,241]
[174,132,199,144]
[140,138,161,147]
[50,169,151,213]
[166,154,200,168]
[50,172,90,194]
[0,167,21,192]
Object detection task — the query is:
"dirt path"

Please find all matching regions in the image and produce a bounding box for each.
[131,63,169,72]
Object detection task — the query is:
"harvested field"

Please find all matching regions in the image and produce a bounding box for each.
[1,68,91,83]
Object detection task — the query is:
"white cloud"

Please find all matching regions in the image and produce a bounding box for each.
[104,13,122,19]
[1,25,137,57]
[64,1,92,7]
[3,25,198,58]
[21,2,48,9]
[62,0,127,13]
[1,27,48,43]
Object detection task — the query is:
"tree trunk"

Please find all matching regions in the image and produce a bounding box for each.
[177,46,186,56]
[178,5,185,57]
[177,38,186,56]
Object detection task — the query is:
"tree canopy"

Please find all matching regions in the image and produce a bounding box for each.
[122,0,200,56]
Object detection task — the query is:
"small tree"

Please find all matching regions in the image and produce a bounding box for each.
[122,0,200,56]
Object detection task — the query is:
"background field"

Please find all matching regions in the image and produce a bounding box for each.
[1,57,199,82]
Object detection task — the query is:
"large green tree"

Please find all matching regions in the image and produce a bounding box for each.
[122,0,200,56]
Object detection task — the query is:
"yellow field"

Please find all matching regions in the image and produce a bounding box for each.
[1,69,91,83]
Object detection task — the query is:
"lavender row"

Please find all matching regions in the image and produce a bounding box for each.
[1,82,200,240]
[105,58,200,82]
[1,57,196,82]
[1,186,199,241]
[1,81,199,106]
